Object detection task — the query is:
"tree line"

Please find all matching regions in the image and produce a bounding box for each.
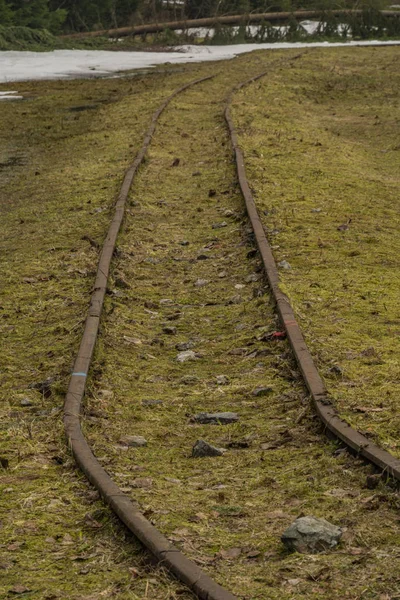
[0,0,386,34]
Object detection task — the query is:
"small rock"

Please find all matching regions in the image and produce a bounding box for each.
[176,340,195,351]
[131,477,153,489]
[252,386,273,397]
[212,222,227,229]
[119,435,147,447]
[245,273,261,283]
[194,279,209,287]
[192,440,224,458]
[162,326,177,335]
[218,271,227,278]
[227,295,242,305]
[223,209,234,217]
[160,298,174,305]
[180,375,199,385]
[216,375,229,385]
[20,398,33,407]
[311,208,322,213]
[28,376,55,397]
[278,260,292,270]
[281,516,342,554]
[179,240,189,246]
[176,350,198,363]
[192,412,239,425]
[234,283,245,289]
[141,400,163,407]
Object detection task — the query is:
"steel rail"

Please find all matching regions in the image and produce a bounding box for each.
[64,75,238,600]
[225,64,400,481]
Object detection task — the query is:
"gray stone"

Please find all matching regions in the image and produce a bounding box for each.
[212,222,227,229]
[176,340,195,351]
[252,386,273,397]
[245,273,261,283]
[119,435,147,448]
[176,350,198,363]
[194,279,209,287]
[162,326,177,335]
[278,260,292,270]
[281,516,342,554]
[193,412,239,425]
[216,375,230,385]
[192,439,224,458]
[20,398,33,407]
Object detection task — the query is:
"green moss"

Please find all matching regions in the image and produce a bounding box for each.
[232,47,400,456]
[1,49,400,600]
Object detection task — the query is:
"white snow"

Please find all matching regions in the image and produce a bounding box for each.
[0,40,399,84]
[0,90,23,100]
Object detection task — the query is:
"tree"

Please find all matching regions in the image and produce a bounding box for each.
[0,0,14,25]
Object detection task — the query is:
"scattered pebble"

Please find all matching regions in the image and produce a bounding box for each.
[245,273,261,283]
[234,283,245,289]
[216,375,230,385]
[131,477,153,489]
[176,350,198,363]
[311,208,322,213]
[176,340,195,351]
[218,271,227,278]
[252,386,273,397]
[179,240,189,246]
[20,398,33,407]
[212,222,227,229]
[227,295,242,304]
[223,209,234,217]
[192,412,239,425]
[162,326,177,335]
[281,516,342,554]
[278,260,292,270]
[194,279,209,287]
[119,435,147,447]
[192,439,224,458]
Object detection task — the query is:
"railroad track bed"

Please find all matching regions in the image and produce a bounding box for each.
[1,48,399,599]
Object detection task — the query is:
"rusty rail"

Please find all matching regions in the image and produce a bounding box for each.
[225,62,400,481]
[64,75,237,600]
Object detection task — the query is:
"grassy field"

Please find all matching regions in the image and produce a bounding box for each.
[0,48,399,599]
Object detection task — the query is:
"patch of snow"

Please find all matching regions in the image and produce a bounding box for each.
[0,41,399,84]
[0,90,23,100]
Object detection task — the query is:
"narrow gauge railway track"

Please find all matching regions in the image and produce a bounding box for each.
[64,54,399,599]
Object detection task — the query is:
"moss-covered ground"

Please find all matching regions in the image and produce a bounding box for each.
[0,48,399,599]
[232,47,400,457]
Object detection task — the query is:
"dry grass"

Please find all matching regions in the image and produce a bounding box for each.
[232,47,400,457]
[1,48,399,600]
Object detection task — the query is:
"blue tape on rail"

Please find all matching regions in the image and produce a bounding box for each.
[72,372,87,377]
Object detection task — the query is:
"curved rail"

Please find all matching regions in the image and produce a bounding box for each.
[225,68,400,481]
[64,75,237,600]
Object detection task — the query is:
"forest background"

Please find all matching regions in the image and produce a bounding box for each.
[0,0,389,35]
